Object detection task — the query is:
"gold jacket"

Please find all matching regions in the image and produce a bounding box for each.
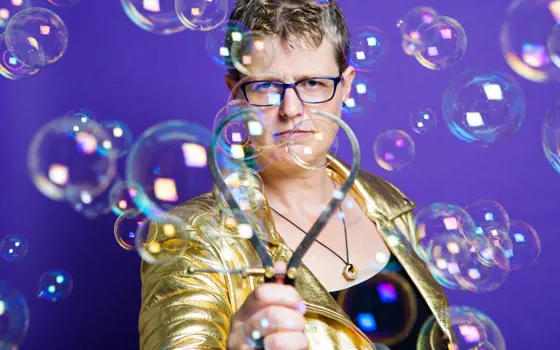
[139,157,453,349]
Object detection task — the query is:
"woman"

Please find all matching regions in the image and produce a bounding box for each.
[139,0,453,349]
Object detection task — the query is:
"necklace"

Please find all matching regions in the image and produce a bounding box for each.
[269,206,359,281]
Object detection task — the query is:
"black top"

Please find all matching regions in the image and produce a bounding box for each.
[329,254,432,350]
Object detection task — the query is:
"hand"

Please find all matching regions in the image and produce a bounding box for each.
[226,262,309,350]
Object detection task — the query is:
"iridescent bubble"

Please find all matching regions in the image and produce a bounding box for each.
[346,26,388,71]
[501,0,560,82]
[48,0,80,6]
[0,0,32,33]
[418,306,506,350]
[217,167,265,216]
[231,30,276,76]
[135,215,189,265]
[0,32,39,80]
[410,108,437,134]
[543,100,560,174]
[506,220,541,270]
[373,130,415,172]
[484,228,514,271]
[27,116,118,203]
[121,0,188,35]
[287,116,338,170]
[442,68,526,146]
[109,180,136,216]
[337,272,417,345]
[426,233,473,290]
[175,0,228,31]
[205,20,248,69]
[414,16,467,70]
[100,120,134,158]
[548,23,560,68]
[5,7,68,68]
[465,199,510,234]
[126,121,217,221]
[342,76,376,118]
[114,209,145,251]
[412,203,478,261]
[0,280,29,348]
[37,269,73,302]
[0,234,28,262]
[397,6,438,47]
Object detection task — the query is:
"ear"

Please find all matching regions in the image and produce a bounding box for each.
[225,74,238,91]
[340,65,356,101]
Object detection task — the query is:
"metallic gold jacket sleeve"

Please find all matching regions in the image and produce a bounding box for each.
[139,220,233,350]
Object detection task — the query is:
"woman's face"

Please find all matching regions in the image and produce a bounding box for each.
[226,35,355,173]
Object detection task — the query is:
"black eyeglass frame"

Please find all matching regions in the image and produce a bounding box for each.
[239,76,343,106]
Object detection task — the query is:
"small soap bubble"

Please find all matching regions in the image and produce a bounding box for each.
[0,234,28,262]
[114,209,146,251]
[342,76,376,118]
[0,32,39,80]
[410,108,437,134]
[37,269,74,302]
[100,120,134,158]
[346,26,388,71]
[414,16,467,70]
[176,0,228,31]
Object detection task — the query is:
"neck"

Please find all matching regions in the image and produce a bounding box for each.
[259,165,335,215]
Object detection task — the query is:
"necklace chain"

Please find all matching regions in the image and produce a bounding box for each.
[269,206,350,266]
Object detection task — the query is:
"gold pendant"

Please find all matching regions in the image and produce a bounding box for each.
[343,264,358,281]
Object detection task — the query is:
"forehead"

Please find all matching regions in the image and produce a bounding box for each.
[254,36,339,80]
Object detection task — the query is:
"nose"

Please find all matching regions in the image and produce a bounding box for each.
[279,87,302,120]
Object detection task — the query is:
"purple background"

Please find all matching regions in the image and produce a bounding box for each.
[1,0,559,349]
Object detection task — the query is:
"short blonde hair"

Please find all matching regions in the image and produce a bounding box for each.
[227,0,350,79]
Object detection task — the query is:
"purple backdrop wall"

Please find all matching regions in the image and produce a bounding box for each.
[1,0,559,349]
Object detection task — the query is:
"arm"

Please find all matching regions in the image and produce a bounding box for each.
[139,221,233,350]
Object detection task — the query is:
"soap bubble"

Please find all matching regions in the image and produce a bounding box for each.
[0,31,39,80]
[465,199,510,234]
[414,16,467,70]
[397,6,438,45]
[109,180,136,216]
[0,281,29,348]
[217,167,265,216]
[37,269,73,302]
[135,215,189,265]
[231,30,276,76]
[442,68,526,146]
[418,306,506,350]
[346,26,388,71]
[373,130,415,171]
[5,7,68,68]
[27,115,118,203]
[205,20,248,68]
[506,220,541,271]
[501,0,560,82]
[410,108,437,134]
[176,0,228,31]
[0,234,28,262]
[126,121,215,221]
[114,209,145,251]
[543,100,560,174]
[121,0,188,35]
[100,120,134,158]
[287,116,338,170]
[342,76,377,118]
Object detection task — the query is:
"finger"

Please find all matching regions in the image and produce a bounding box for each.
[263,331,309,350]
[247,284,304,313]
[245,306,305,338]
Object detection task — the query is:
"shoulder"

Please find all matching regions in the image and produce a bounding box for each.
[355,168,416,220]
[168,192,218,225]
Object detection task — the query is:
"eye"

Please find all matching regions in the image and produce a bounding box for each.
[303,79,326,88]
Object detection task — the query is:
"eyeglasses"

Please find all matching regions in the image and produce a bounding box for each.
[239,76,342,107]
